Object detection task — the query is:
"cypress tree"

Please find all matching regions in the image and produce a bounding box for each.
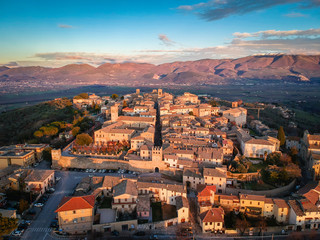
[277,126,286,146]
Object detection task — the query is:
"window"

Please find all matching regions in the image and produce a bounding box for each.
[258,202,260,205]
[73,211,76,214]
[217,223,220,226]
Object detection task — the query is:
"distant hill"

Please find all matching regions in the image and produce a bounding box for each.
[1,54,320,92]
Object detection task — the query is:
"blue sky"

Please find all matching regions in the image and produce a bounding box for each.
[1,0,320,67]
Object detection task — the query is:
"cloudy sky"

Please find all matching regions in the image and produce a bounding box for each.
[1,0,320,67]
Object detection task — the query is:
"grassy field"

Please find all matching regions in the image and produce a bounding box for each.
[242,181,275,190]
[248,162,268,173]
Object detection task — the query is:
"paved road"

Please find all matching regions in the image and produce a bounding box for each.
[21,170,81,240]
[21,161,138,240]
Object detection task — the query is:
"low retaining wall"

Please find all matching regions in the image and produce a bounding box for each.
[138,217,178,230]
[227,171,260,181]
[226,179,296,197]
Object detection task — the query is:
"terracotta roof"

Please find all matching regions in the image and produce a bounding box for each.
[24,170,54,182]
[183,168,202,179]
[122,107,134,112]
[273,199,289,209]
[108,128,135,134]
[240,194,265,202]
[199,208,224,223]
[55,195,95,212]
[309,135,320,141]
[118,116,155,123]
[265,198,274,204]
[300,198,319,212]
[288,199,304,217]
[102,176,121,189]
[114,180,138,197]
[137,181,186,194]
[218,194,239,202]
[203,167,227,178]
[246,138,273,146]
[197,184,216,197]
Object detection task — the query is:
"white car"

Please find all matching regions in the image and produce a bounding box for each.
[55,177,61,182]
[11,230,22,236]
[49,188,55,192]
[34,203,44,207]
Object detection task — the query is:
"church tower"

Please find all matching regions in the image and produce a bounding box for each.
[111,103,119,122]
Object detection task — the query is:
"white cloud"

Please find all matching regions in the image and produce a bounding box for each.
[176,0,318,21]
[233,28,320,39]
[284,12,309,17]
[58,24,73,28]
[158,34,176,46]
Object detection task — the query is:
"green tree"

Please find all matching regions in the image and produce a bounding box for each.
[266,152,281,165]
[236,218,249,235]
[105,100,109,105]
[19,199,29,213]
[74,93,89,99]
[277,126,286,146]
[0,214,18,236]
[40,126,59,136]
[72,126,80,136]
[42,147,52,161]
[290,147,299,164]
[188,111,193,115]
[111,94,118,100]
[76,133,93,146]
[34,130,44,138]
[209,99,219,107]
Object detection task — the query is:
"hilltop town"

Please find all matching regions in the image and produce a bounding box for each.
[0,89,320,239]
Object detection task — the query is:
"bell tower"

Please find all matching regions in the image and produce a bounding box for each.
[111,103,119,122]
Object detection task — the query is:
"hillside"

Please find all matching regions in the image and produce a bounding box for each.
[1,54,320,93]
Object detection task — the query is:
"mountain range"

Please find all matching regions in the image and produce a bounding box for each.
[1,54,320,93]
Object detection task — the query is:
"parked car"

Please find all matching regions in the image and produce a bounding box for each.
[17,224,28,231]
[249,230,253,236]
[134,231,145,236]
[49,188,55,193]
[149,235,158,240]
[111,230,119,236]
[55,177,61,182]
[50,220,58,229]
[27,210,36,215]
[34,203,44,207]
[11,230,22,237]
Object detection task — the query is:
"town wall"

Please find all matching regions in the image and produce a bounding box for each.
[52,153,174,176]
